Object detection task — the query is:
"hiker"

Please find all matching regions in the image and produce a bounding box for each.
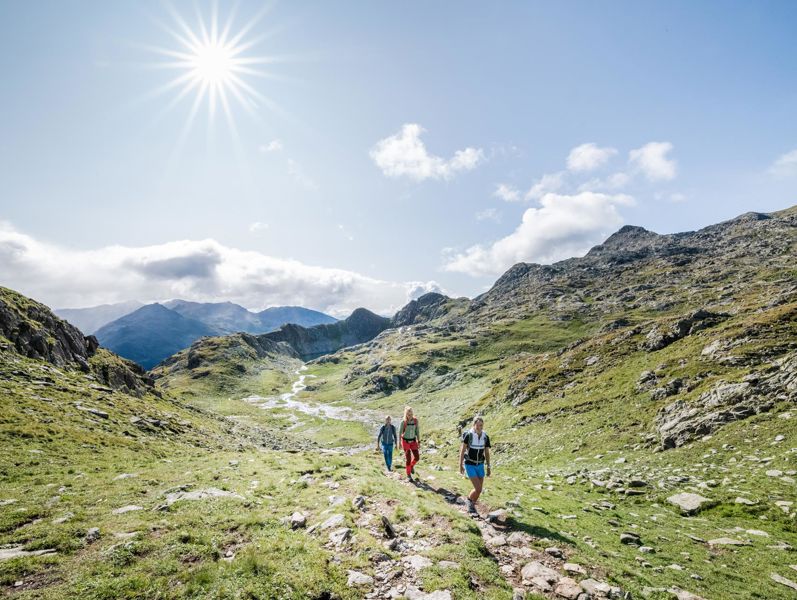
[459,416,491,514]
[376,415,398,472]
[400,406,421,481]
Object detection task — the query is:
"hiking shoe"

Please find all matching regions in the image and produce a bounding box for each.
[467,501,477,514]
[407,474,414,483]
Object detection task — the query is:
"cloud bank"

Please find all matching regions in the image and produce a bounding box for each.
[0,222,442,318]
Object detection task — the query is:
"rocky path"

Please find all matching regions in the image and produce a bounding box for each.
[289,463,635,600]
[401,474,630,600]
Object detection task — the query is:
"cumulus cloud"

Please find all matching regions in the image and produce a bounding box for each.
[0,221,437,318]
[769,149,797,177]
[370,124,484,181]
[493,183,521,202]
[249,221,268,233]
[525,172,565,201]
[406,280,446,300]
[567,143,618,172]
[577,172,631,193]
[443,192,634,276]
[629,142,677,181]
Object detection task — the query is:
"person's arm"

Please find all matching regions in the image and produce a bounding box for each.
[392,425,398,448]
[459,442,467,475]
[376,426,382,451]
[485,447,491,476]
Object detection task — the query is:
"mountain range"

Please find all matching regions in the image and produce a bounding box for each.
[56,299,336,335]
[64,300,337,370]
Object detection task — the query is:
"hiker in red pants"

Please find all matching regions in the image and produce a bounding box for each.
[400,406,421,482]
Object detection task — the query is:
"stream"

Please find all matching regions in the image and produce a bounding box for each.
[242,365,378,426]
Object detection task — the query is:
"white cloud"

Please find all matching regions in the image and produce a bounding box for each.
[249,221,268,233]
[475,208,501,222]
[0,221,434,319]
[259,139,283,153]
[406,280,446,300]
[567,143,618,172]
[629,142,677,181]
[577,172,631,192]
[443,192,634,276]
[525,171,565,201]
[769,149,797,177]
[493,183,521,202]
[287,159,318,191]
[370,123,484,181]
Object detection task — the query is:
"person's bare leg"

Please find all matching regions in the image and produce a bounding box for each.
[468,477,483,503]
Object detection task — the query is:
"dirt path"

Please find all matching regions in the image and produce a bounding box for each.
[386,473,628,600]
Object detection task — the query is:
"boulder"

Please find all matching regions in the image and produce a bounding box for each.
[667,492,713,515]
[553,577,582,599]
[521,561,560,584]
[346,570,373,587]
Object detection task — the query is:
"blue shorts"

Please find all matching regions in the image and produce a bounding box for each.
[465,463,485,478]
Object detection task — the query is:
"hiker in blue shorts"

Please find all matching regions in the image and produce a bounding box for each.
[459,416,491,514]
[376,415,398,473]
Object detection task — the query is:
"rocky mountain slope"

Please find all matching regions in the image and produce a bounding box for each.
[0,287,530,600]
[263,307,391,360]
[292,205,797,599]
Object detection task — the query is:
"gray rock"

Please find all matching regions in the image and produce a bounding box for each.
[319,514,345,530]
[563,562,586,575]
[620,532,641,545]
[707,537,751,547]
[112,505,143,515]
[667,492,713,515]
[85,527,101,543]
[0,546,57,561]
[329,527,352,546]
[164,488,244,506]
[346,570,373,587]
[405,555,433,571]
[553,577,583,599]
[289,512,306,529]
[771,573,797,592]
[521,561,560,584]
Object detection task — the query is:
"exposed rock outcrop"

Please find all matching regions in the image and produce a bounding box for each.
[655,353,797,448]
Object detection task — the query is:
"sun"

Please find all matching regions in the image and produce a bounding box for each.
[191,41,235,86]
[144,3,280,137]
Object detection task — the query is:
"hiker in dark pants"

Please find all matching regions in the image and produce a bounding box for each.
[400,406,421,481]
[459,416,491,514]
[376,415,398,472]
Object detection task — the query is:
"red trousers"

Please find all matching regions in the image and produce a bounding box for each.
[402,439,419,475]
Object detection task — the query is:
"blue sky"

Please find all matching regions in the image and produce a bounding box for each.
[1,1,795,316]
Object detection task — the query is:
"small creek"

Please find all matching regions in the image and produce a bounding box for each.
[243,365,378,426]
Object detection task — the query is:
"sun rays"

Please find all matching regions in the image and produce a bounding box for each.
[143,2,284,143]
